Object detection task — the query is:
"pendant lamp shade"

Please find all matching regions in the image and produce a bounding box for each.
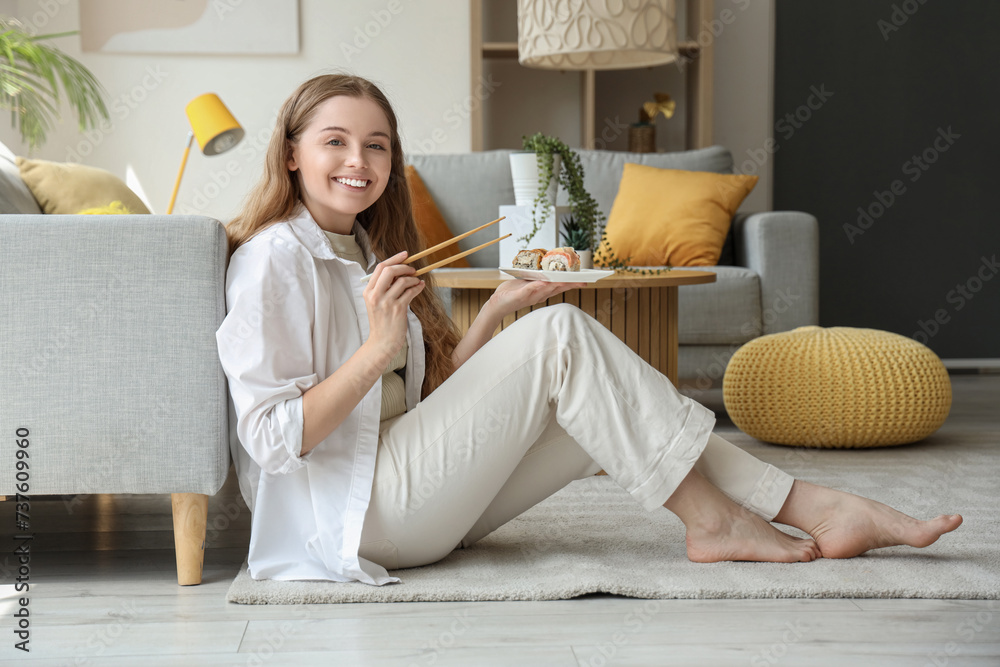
[185,93,244,156]
[517,0,678,70]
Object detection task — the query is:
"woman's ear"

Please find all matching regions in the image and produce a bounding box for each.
[286,145,298,172]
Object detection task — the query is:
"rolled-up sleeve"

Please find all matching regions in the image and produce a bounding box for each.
[217,242,318,475]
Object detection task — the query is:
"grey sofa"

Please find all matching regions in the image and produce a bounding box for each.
[0,142,228,585]
[409,146,819,386]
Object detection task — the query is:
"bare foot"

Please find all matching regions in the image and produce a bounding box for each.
[665,469,820,563]
[774,480,964,559]
[685,504,821,563]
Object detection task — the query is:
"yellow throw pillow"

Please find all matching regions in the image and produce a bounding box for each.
[597,164,758,267]
[78,201,133,215]
[16,157,150,215]
[405,165,470,268]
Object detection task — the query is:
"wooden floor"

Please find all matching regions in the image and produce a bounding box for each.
[2,375,998,666]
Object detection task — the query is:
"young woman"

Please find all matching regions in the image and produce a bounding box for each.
[217,74,962,585]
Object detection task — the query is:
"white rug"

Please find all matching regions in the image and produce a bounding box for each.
[227,429,1000,604]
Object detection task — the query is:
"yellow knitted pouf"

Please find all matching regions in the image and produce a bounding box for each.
[723,326,952,448]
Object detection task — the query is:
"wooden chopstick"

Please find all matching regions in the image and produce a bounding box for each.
[404,216,505,265]
[413,234,510,276]
[360,233,511,283]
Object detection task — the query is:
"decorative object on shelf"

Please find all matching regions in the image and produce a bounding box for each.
[561,215,593,269]
[0,18,109,149]
[167,93,244,214]
[517,0,679,70]
[509,151,560,208]
[629,93,676,153]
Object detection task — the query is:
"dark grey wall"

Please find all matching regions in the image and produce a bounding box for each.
[773,0,1000,359]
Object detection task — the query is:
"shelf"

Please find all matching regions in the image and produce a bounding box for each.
[471,0,713,151]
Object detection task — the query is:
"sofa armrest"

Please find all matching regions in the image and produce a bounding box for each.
[732,211,819,335]
[0,214,230,496]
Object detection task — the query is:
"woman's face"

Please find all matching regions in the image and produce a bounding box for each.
[288,95,393,233]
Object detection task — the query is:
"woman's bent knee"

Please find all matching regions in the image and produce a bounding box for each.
[496,303,596,357]
[517,302,588,331]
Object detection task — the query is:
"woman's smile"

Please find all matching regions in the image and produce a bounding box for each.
[334,176,371,191]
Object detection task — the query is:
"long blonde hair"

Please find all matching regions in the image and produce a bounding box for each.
[226,74,460,399]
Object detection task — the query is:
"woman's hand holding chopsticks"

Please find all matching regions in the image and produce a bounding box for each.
[362,250,425,360]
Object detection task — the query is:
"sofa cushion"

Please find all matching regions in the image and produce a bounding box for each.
[577,145,735,218]
[599,165,757,267]
[405,165,470,267]
[0,142,43,215]
[678,266,762,345]
[16,157,150,215]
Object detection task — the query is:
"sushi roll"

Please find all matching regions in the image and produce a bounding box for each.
[513,248,546,270]
[540,247,581,272]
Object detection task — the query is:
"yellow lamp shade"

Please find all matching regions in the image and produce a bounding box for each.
[185,93,244,156]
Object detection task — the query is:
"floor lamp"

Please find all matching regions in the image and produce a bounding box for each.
[167,93,245,214]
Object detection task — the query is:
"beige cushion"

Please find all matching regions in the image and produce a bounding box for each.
[16,158,150,215]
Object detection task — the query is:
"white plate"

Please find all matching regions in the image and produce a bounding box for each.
[500,267,615,283]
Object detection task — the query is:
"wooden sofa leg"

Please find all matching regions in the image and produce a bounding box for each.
[171,492,208,586]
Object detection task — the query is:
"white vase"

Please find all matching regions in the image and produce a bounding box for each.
[509,152,561,207]
[577,249,594,269]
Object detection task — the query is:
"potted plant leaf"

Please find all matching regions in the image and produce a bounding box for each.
[0,18,109,149]
[560,214,593,269]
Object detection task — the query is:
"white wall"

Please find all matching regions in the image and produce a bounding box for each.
[711,0,774,212]
[0,0,472,221]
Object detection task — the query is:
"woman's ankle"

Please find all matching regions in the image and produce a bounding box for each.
[664,468,738,530]
[772,479,826,533]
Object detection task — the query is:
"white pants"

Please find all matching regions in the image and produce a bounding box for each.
[359,304,794,570]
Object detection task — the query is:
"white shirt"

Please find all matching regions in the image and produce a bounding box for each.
[216,206,425,585]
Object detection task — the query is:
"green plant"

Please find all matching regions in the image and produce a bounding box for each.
[0,18,109,149]
[560,215,590,252]
[518,133,602,252]
[520,132,669,274]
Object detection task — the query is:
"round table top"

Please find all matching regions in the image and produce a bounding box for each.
[430,267,718,289]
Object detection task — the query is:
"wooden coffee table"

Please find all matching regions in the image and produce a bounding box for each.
[431,268,717,385]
